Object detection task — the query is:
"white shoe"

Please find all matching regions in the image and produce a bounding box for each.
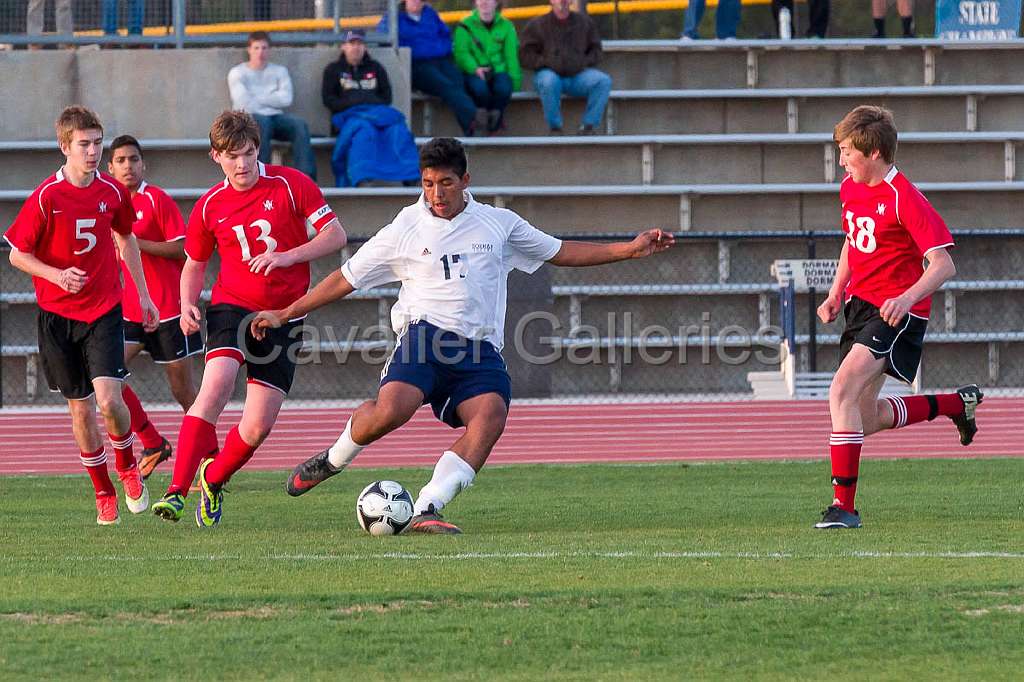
[118,467,150,514]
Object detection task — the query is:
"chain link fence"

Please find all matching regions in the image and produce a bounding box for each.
[3,229,1023,408]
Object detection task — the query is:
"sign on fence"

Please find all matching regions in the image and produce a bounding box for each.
[771,259,838,293]
[936,0,1021,39]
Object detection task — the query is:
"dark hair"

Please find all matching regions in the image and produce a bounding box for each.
[110,134,143,158]
[419,137,467,176]
[248,30,271,46]
[209,110,261,153]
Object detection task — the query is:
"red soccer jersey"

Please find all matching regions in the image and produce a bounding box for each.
[4,169,135,323]
[185,163,337,312]
[120,181,187,324]
[839,166,954,318]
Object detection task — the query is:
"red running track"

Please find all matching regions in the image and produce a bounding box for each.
[0,399,1019,475]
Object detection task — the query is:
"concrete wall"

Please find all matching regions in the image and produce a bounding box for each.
[0,46,411,141]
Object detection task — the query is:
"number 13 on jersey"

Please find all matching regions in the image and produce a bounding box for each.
[231,219,277,261]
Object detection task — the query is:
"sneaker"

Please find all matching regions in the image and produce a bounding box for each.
[408,504,462,534]
[195,458,223,528]
[138,438,173,479]
[577,124,598,136]
[152,491,186,523]
[548,127,563,136]
[814,505,862,529]
[96,494,120,525]
[951,384,983,446]
[117,466,149,514]
[486,109,503,133]
[286,449,341,497]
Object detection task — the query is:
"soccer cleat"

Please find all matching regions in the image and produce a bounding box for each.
[138,438,173,480]
[117,466,150,514]
[96,494,120,525]
[408,504,462,535]
[195,458,223,528]
[152,491,186,522]
[950,384,983,446]
[285,449,341,497]
[814,505,862,529]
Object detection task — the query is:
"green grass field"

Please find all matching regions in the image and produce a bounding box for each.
[1,459,1022,680]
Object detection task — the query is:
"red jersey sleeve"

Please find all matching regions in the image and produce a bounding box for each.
[4,186,48,253]
[108,177,135,236]
[899,183,954,256]
[157,189,186,241]
[184,195,216,261]
[290,169,337,234]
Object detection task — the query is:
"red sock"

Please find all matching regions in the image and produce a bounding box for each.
[829,431,863,512]
[168,415,219,496]
[109,431,137,472]
[886,394,964,428]
[204,426,257,487]
[80,447,115,497]
[122,384,163,449]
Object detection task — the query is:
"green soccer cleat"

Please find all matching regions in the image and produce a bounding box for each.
[152,491,186,523]
[195,458,223,528]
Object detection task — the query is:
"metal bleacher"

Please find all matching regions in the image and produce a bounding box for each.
[4,39,1024,402]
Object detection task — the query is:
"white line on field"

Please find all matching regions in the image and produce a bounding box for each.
[14,550,1024,562]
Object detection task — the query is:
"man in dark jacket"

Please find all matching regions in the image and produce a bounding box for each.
[321,30,420,187]
[519,0,612,135]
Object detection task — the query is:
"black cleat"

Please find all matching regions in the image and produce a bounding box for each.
[139,438,173,480]
[950,384,983,446]
[408,504,462,534]
[285,449,341,497]
[814,505,862,529]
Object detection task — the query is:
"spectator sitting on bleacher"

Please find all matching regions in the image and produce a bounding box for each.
[519,0,611,135]
[379,0,482,136]
[453,0,522,135]
[228,31,317,180]
[322,29,420,187]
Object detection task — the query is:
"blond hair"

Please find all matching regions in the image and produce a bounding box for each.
[56,106,103,147]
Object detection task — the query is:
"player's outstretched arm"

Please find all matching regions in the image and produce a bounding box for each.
[817,240,852,324]
[8,247,87,293]
[180,256,208,336]
[547,229,674,267]
[137,238,186,260]
[251,269,356,340]
[879,247,956,326]
[248,221,348,275]
[116,232,159,331]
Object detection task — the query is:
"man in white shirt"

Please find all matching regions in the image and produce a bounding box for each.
[228,31,317,181]
[251,137,674,533]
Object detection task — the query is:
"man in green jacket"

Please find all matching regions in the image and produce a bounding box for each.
[453,0,521,134]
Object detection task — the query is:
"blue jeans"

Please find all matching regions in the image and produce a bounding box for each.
[464,72,513,128]
[532,68,612,131]
[682,0,741,38]
[412,57,478,135]
[253,113,317,181]
[102,0,144,35]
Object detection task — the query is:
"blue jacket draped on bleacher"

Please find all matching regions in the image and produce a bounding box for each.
[330,105,420,188]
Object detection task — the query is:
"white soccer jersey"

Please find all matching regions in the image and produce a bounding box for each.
[341,192,562,350]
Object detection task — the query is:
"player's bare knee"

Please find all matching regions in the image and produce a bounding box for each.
[94,393,123,420]
[238,421,272,447]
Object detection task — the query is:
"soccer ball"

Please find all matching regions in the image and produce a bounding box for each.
[356,480,415,536]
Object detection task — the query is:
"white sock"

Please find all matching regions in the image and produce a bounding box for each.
[413,450,476,515]
[326,418,364,470]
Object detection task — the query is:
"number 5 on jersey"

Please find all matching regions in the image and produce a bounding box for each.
[231,219,277,261]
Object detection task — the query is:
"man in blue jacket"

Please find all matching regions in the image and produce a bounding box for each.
[380,0,481,136]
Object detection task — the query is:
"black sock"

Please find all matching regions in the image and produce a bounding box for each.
[873,18,885,36]
[901,15,913,36]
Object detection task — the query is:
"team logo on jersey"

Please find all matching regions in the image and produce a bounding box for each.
[98,201,108,213]
[472,243,494,252]
[876,203,886,216]
[421,248,432,256]
[263,199,274,211]
[136,210,143,220]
